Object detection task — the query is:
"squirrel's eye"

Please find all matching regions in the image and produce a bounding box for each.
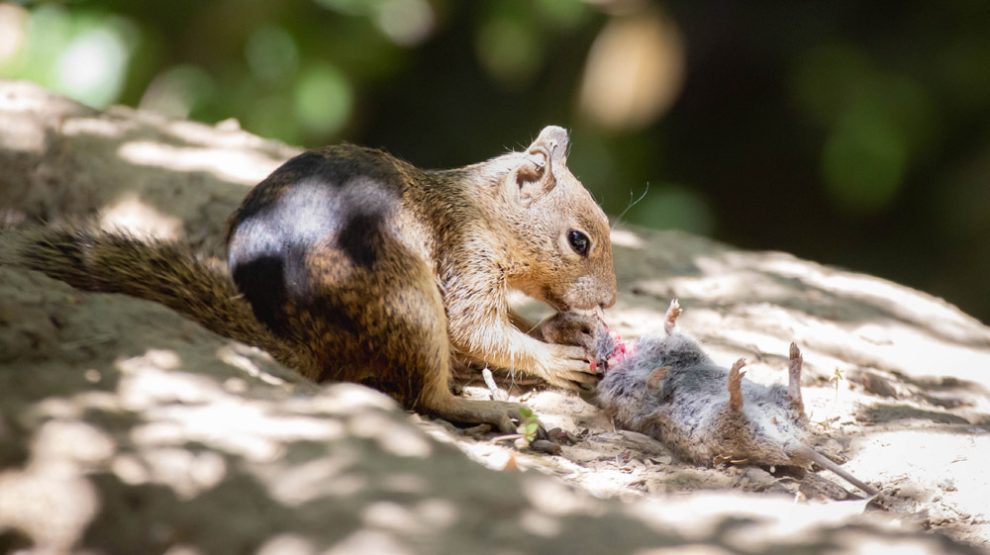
[567,229,590,256]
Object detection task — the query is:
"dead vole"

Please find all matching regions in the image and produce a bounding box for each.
[588,299,878,495]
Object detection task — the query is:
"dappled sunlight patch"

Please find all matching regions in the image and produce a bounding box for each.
[575,466,650,499]
[216,341,317,392]
[110,453,148,486]
[61,115,127,139]
[99,193,183,240]
[0,420,113,551]
[216,344,289,387]
[362,501,427,535]
[32,396,88,420]
[517,508,562,538]
[117,139,284,185]
[347,410,433,458]
[448,439,521,472]
[71,389,122,413]
[325,529,412,555]
[611,228,645,249]
[0,112,46,152]
[117,352,220,408]
[837,325,990,387]
[158,545,204,555]
[412,498,458,529]
[662,255,798,302]
[257,534,319,555]
[114,348,350,461]
[719,496,873,549]
[521,390,599,433]
[755,255,990,342]
[264,452,366,505]
[614,306,667,334]
[133,399,347,461]
[0,463,99,552]
[522,476,596,517]
[633,546,734,555]
[302,382,401,415]
[836,533,949,555]
[163,118,286,152]
[627,492,872,547]
[121,447,227,500]
[30,420,116,469]
[626,249,990,390]
[854,429,990,529]
[0,84,52,113]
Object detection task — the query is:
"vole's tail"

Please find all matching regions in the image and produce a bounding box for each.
[6,227,315,374]
[789,443,879,496]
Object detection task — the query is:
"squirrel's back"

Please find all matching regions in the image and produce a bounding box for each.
[225,145,445,345]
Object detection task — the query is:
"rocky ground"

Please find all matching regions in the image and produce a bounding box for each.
[1,81,988,554]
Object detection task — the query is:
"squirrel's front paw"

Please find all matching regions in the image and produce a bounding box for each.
[538,344,598,391]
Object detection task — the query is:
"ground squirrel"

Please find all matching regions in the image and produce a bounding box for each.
[13,126,617,431]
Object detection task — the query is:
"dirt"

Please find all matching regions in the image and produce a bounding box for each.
[445,267,990,548]
[1,80,988,554]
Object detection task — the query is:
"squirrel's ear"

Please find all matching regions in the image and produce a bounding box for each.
[515,126,569,205]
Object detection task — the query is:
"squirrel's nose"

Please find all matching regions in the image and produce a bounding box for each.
[600,290,617,309]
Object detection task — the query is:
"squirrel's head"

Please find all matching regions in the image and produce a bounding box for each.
[497,125,617,311]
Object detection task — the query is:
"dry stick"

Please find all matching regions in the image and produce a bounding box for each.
[482,367,508,401]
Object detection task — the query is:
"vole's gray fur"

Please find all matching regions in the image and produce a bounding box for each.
[596,299,877,495]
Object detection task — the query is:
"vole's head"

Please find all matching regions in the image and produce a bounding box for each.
[498,126,617,311]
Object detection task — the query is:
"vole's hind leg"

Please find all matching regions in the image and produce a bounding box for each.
[647,366,670,390]
[728,359,747,411]
[664,298,682,336]
[788,343,805,417]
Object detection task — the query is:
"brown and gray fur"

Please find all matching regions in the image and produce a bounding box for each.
[593,300,877,495]
[12,126,617,432]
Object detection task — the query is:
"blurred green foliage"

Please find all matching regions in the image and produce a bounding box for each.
[1,0,988,321]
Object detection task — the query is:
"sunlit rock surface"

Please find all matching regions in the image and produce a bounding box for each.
[2,81,988,553]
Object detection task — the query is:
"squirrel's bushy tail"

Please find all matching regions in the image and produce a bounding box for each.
[10,227,316,374]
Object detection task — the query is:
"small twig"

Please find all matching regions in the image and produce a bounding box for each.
[830,368,844,402]
[482,367,508,401]
[491,433,525,443]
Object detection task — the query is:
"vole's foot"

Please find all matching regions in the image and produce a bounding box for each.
[664,298,682,335]
[788,342,805,416]
[647,366,670,389]
[728,358,747,411]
